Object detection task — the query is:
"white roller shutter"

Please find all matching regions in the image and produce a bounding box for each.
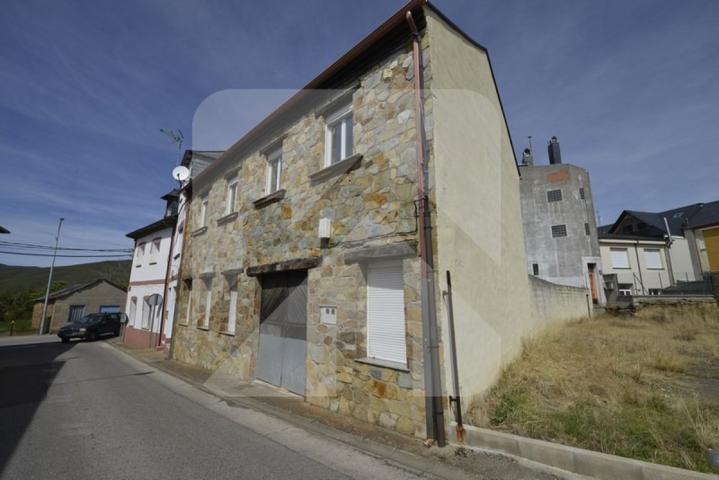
[644,249,663,269]
[610,248,630,269]
[367,259,407,365]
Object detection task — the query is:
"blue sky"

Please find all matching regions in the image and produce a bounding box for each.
[1,0,717,266]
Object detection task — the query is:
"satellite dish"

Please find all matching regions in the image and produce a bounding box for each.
[172,166,190,182]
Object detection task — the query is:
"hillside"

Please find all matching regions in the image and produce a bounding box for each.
[0,260,131,294]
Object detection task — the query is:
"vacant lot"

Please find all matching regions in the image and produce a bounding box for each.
[472,303,719,473]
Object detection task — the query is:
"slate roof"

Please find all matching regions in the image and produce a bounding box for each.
[126,215,177,240]
[608,202,716,236]
[33,279,126,302]
[685,200,719,229]
[0,226,9,234]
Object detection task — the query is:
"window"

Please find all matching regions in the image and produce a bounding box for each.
[199,195,208,228]
[135,243,145,267]
[579,187,585,200]
[149,238,161,264]
[324,103,353,166]
[551,224,567,238]
[200,278,212,328]
[610,248,630,269]
[225,178,238,214]
[585,223,591,236]
[129,297,137,326]
[68,305,85,323]
[366,259,406,365]
[648,288,662,295]
[532,263,539,276]
[141,297,151,329]
[547,189,562,202]
[227,284,238,334]
[266,146,282,194]
[184,280,193,325]
[644,248,663,269]
[618,283,633,296]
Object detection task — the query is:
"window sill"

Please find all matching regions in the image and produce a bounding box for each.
[177,322,188,327]
[253,189,285,209]
[355,357,409,372]
[196,325,209,331]
[217,211,238,226]
[191,226,208,237]
[308,153,363,183]
[219,330,236,337]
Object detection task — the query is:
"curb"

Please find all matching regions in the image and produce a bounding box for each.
[450,423,718,480]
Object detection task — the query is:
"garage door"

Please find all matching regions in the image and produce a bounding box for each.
[256,270,307,395]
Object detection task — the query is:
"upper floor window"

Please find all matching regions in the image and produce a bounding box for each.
[610,248,630,269]
[199,195,208,228]
[135,243,145,267]
[547,189,562,202]
[226,178,238,215]
[644,248,663,269]
[579,187,585,200]
[149,238,161,264]
[551,224,567,238]
[266,146,282,194]
[584,223,591,236]
[324,103,353,166]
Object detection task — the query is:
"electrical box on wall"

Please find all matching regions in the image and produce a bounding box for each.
[320,305,337,325]
[318,217,331,239]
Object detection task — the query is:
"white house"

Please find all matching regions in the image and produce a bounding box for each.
[124,150,222,350]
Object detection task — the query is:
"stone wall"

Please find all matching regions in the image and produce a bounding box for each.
[529,275,591,324]
[171,35,433,437]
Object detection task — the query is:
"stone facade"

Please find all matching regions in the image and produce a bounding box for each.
[172,33,433,437]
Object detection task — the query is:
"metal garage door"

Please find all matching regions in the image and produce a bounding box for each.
[256,270,307,395]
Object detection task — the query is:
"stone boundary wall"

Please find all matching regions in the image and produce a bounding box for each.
[529,275,590,327]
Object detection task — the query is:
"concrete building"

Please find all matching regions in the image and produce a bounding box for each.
[124,150,221,350]
[31,279,126,333]
[519,137,604,304]
[170,0,588,443]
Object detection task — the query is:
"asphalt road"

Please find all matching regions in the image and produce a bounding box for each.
[0,336,432,480]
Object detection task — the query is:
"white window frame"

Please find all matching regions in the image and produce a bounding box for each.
[225,178,238,215]
[227,287,238,335]
[129,297,137,326]
[644,248,663,270]
[135,243,145,267]
[149,238,161,264]
[199,195,208,228]
[610,248,630,269]
[141,297,151,330]
[184,280,193,325]
[324,103,353,167]
[266,147,282,194]
[366,259,407,366]
[200,278,212,329]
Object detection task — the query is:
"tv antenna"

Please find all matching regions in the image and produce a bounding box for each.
[161,128,184,152]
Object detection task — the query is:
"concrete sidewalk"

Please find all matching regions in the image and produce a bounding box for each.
[109,340,586,480]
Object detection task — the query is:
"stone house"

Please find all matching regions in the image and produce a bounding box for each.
[31,279,127,333]
[172,0,542,443]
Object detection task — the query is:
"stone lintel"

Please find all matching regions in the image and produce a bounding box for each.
[344,240,417,264]
[253,189,286,209]
[216,211,238,226]
[308,154,363,183]
[191,226,208,237]
[246,256,322,277]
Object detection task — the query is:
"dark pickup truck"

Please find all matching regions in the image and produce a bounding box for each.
[57,312,123,343]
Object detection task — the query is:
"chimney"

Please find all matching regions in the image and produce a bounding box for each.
[547,136,562,165]
[522,148,534,166]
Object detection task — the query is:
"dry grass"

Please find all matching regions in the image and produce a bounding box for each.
[470,303,719,473]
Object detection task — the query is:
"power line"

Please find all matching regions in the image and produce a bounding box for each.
[0,250,132,258]
[0,240,132,253]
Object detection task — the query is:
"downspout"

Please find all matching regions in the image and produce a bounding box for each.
[662,217,675,287]
[158,217,177,348]
[406,9,446,447]
[634,243,645,295]
[168,189,190,361]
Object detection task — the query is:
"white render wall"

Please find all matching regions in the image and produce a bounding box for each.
[125,225,173,335]
[599,239,671,293]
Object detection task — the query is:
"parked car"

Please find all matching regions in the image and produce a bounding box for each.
[57,312,122,343]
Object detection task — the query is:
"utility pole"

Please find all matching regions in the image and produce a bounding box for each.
[38,218,64,335]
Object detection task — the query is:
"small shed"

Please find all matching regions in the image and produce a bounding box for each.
[31,279,127,333]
